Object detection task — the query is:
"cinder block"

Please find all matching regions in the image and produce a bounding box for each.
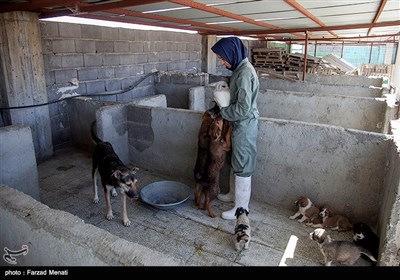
[134,30,148,41]
[135,53,148,64]
[119,54,135,65]
[114,41,130,52]
[148,53,159,63]
[43,54,62,69]
[144,63,157,74]
[119,28,134,40]
[75,40,96,53]
[81,25,102,39]
[40,22,59,37]
[86,80,105,94]
[54,69,78,84]
[83,54,102,67]
[114,66,131,78]
[61,54,84,68]
[98,67,115,79]
[105,79,122,92]
[103,54,120,66]
[96,41,114,53]
[130,65,144,75]
[59,22,81,38]
[158,52,171,62]
[52,39,75,53]
[78,68,98,81]
[102,27,119,40]
[130,41,144,52]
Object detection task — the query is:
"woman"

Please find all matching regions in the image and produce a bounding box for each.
[211,37,260,220]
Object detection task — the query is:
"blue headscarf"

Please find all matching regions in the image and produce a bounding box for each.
[211,37,248,71]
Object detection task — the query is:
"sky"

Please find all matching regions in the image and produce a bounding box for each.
[41,16,198,34]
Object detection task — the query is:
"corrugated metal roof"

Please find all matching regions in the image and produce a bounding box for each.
[1,0,399,42]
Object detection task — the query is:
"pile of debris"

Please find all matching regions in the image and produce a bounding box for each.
[252,48,355,80]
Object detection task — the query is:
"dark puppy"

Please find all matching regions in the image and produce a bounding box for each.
[194,112,232,217]
[91,121,139,226]
[353,222,379,261]
[234,207,251,251]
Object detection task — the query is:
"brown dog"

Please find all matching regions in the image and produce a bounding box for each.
[193,106,216,184]
[310,206,352,232]
[194,113,232,217]
[289,196,321,224]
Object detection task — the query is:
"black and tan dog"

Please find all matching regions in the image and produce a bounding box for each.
[91,121,139,226]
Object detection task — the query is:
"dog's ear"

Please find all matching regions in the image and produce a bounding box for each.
[245,209,249,216]
[112,170,121,179]
[235,208,240,217]
[130,166,139,174]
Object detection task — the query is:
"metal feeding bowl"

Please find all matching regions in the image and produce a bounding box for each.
[140,180,191,210]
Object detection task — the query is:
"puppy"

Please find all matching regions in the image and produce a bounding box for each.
[234,207,251,251]
[310,228,377,266]
[311,206,352,232]
[195,115,232,217]
[353,222,379,260]
[91,121,139,226]
[289,196,321,224]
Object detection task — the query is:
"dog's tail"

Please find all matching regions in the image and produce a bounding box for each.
[360,248,377,263]
[90,121,102,144]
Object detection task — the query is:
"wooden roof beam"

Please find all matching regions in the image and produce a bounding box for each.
[168,0,304,38]
[367,0,388,36]
[284,0,338,37]
[0,0,81,13]
[39,0,165,18]
[201,20,400,36]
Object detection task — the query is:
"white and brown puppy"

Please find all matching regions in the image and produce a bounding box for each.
[234,207,251,251]
[309,228,377,266]
[289,196,321,224]
[310,206,352,232]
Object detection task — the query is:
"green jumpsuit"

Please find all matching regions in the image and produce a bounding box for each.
[220,58,259,177]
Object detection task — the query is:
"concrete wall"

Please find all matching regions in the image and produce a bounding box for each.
[40,21,202,149]
[70,95,168,163]
[259,77,383,98]
[0,125,40,201]
[68,97,117,153]
[155,71,209,109]
[98,104,390,226]
[259,90,388,133]
[305,73,383,87]
[0,185,180,266]
[189,86,390,133]
[378,120,400,266]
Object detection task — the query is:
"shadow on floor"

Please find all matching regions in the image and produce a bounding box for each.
[38,147,372,266]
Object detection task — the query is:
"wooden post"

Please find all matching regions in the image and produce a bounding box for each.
[302,32,309,81]
[0,11,53,160]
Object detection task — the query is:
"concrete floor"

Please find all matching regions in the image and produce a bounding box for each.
[37,147,372,266]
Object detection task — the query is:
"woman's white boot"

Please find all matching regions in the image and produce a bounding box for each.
[221,175,251,220]
[217,168,235,202]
